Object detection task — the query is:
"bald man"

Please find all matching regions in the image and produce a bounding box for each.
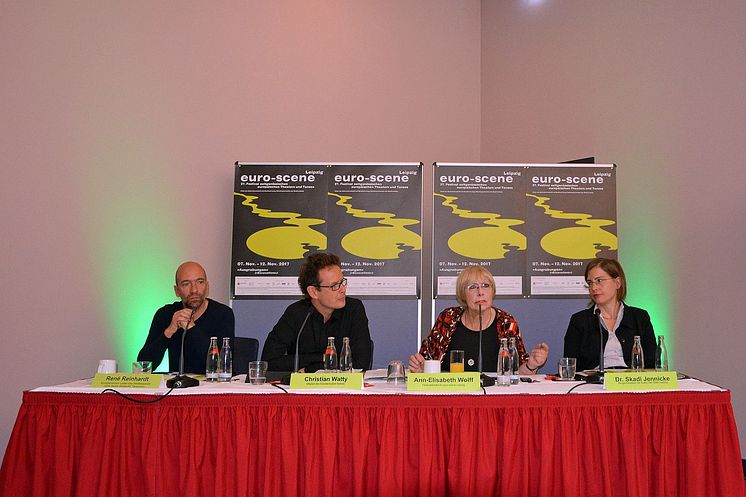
[137,261,234,374]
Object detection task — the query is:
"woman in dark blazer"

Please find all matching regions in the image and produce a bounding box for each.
[564,258,656,371]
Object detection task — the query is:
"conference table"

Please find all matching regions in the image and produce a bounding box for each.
[0,373,742,497]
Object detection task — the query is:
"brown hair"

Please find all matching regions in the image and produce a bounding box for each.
[298,253,341,297]
[585,257,627,303]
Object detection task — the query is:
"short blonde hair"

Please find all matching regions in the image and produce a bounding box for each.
[455,266,495,306]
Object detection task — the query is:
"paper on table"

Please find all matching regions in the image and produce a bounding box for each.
[364,368,389,380]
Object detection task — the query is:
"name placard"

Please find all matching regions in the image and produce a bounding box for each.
[290,372,364,390]
[604,371,679,391]
[91,373,162,388]
[407,372,481,392]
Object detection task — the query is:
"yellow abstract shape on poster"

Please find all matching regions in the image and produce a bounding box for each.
[235,193,326,259]
[328,193,421,260]
[526,194,617,259]
[434,193,526,259]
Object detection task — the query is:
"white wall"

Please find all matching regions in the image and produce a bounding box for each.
[481,0,746,454]
[0,0,481,455]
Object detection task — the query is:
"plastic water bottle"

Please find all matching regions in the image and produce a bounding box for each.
[339,337,353,372]
[217,337,232,382]
[655,336,669,371]
[205,337,219,382]
[509,337,520,385]
[323,337,338,371]
[631,335,644,371]
[497,338,510,386]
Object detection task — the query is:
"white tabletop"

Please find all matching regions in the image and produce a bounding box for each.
[31,370,724,396]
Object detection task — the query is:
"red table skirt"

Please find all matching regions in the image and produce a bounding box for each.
[0,390,742,497]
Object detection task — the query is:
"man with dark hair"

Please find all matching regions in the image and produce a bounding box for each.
[137,261,235,373]
[262,253,372,372]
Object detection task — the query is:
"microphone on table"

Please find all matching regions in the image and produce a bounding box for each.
[280,306,314,385]
[478,304,495,388]
[166,304,199,389]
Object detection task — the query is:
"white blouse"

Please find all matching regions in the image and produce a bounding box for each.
[597,303,627,368]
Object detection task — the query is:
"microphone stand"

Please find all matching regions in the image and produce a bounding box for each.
[280,306,314,385]
[478,304,495,387]
[587,307,606,384]
[166,305,199,388]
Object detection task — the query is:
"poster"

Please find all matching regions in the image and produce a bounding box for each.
[232,163,422,298]
[526,164,617,295]
[433,164,526,296]
[433,163,616,298]
[328,164,422,297]
[231,164,328,297]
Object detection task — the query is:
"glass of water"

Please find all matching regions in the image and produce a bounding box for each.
[248,361,268,385]
[558,357,577,380]
[131,361,152,374]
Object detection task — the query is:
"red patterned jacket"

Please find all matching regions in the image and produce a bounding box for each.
[419,306,529,364]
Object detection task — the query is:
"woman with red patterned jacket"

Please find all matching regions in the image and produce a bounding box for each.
[409,266,548,373]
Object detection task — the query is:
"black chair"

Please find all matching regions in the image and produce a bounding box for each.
[233,337,259,375]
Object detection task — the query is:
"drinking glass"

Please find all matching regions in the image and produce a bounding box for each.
[387,360,406,384]
[248,361,268,385]
[558,357,577,380]
[449,350,465,373]
[132,361,152,374]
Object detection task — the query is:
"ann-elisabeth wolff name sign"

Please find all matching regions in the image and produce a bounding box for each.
[407,372,481,392]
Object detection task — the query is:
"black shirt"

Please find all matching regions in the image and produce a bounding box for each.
[261,297,372,372]
[137,298,235,374]
[441,317,498,372]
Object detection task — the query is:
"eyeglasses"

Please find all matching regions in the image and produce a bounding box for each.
[317,278,347,291]
[466,282,492,292]
[584,277,615,289]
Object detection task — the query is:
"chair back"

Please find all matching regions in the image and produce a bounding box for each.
[233,337,259,375]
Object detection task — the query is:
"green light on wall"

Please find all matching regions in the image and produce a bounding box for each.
[621,216,673,368]
[79,149,184,372]
[76,98,189,372]
[96,216,182,372]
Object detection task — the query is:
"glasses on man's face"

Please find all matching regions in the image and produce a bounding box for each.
[584,277,614,289]
[317,277,347,291]
[466,282,492,292]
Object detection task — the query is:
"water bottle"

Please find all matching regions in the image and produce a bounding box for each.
[631,335,644,371]
[323,337,338,371]
[217,337,232,382]
[205,337,219,382]
[339,337,353,372]
[655,336,669,371]
[497,338,510,386]
[509,337,520,385]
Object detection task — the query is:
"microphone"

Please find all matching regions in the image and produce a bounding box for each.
[477,304,495,387]
[166,304,199,388]
[294,306,315,373]
[280,305,315,385]
[586,307,605,384]
[596,307,605,374]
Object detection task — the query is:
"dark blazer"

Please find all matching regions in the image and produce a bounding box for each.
[563,305,657,372]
